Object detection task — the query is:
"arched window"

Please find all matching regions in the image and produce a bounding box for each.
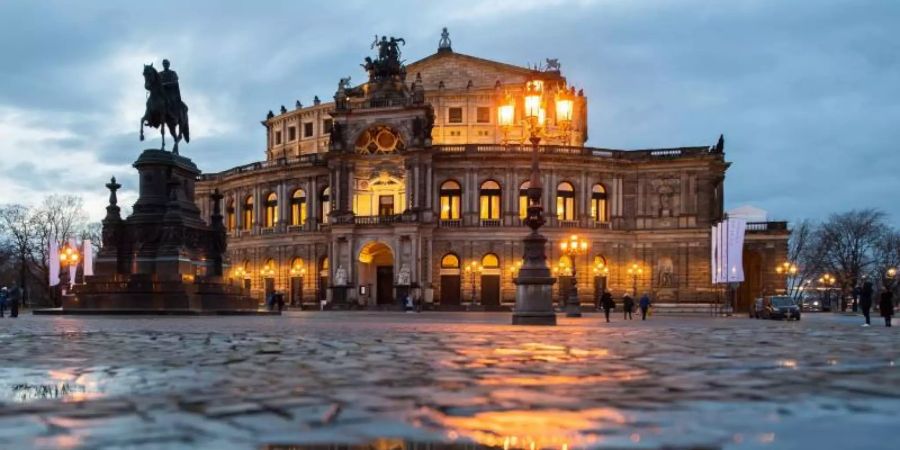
[319,186,330,224]
[481,253,500,269]
[291,189,307,226]
[264,192,278,228]
[479,180,501,220]
[262,258,276,278]
[242,196,254,230]
[557,255,573,276]
[290,257,306,276]
[441,253,460,269]
[591,184,608,222]
[518,181,530,220]
[439,180,461,220]
[226,200,236,231]
[556,182,575,221]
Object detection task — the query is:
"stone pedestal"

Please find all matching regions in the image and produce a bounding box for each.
[513,231,557,325]
[66,149,259,314]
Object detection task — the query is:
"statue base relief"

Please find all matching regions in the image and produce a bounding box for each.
[40,149,263,315]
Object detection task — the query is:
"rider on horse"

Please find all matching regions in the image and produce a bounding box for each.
[160,59,183,119]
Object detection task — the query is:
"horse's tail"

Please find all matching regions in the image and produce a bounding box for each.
[181,103,190,143]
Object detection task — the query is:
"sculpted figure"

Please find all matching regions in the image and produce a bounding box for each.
[335,265,348,286]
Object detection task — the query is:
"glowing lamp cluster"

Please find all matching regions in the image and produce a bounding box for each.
[59,245,80,266]
[497,79,576,130]
[775,262,798,275]
[559,234,588,256]
[818,273,835,286]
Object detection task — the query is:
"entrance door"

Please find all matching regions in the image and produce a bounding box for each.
[441,275,461,306]
[481,274,501,307]
[264,277,275,303]
[376,265,394,305]
[594,276,607,307]
[243,278,252,294]
[290,276,302,306]
[558,276,573,306]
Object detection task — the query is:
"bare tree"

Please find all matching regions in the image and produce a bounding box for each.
[0,204,38,301]
[30,195,89,305]
[816,209,886,294]
[874,229,900,294]
[787,219,820,299]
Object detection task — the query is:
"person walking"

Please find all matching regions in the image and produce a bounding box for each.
[623,293,634,320]
[8,284,21,318]
[880,288,894,327]
[639,293,652,321]
[860,281,874,327]
[600,290,614,323]
[0,286,7,318]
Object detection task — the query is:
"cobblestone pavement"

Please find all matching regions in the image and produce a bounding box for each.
[0,312,898,449]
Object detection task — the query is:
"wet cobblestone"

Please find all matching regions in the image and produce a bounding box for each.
[0,312,897,449]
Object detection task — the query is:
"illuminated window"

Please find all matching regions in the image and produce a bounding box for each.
[226,200,236,231]
[441,253,460,269]
[242,195,254,230]
[264,192,278,227]
[591,184,608,222]
[518,181,530,220]
[482,253,499,269]
[448,107,463,124]
[479,180,501,220]
[556,182,575,221]
[476,107,490,124]
[291,189,307,226]
[319,187,330,224]
[439,180,461,220]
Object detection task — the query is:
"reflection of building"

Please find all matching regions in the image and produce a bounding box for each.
[195,31,788,310]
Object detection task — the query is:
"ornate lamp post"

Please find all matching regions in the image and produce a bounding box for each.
[464,261,482,305]
[560,234,588,317]
[501,79,575,325]
[58,243,81,295]
[626,262,643,297]
[775,261,799,299]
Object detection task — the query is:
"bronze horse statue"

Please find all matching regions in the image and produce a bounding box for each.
[140,64,189,154]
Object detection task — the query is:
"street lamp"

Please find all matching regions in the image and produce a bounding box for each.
[626,262,643,297]
[464,261,482,305]
[559,234,588,317]
[58,243,81,295]
[503,78,576,326]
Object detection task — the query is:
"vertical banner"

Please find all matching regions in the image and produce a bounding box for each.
[68,238,77,288]
[83,240,94,277]
[49,240,60,286]
[726,218,747,282]
[710,225,718,284]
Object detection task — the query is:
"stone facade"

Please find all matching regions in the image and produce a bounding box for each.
[194,35,788,311]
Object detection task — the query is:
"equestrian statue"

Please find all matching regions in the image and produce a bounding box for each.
[140,59,190,154]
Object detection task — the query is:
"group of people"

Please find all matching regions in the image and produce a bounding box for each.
[858,281,894,327]
[597,290,652,323]
[0,284,22,318]
[265,291,286,312]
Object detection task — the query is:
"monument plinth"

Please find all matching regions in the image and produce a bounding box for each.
[58,149,258,314]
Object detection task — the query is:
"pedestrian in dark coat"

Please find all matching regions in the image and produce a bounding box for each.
[880,290,894,327]
[623,294,634,320]
[8,284,21,318]
[600,291,614,323]
[860,281,874,327]
[639,293,652,320]
[0,287,7,318]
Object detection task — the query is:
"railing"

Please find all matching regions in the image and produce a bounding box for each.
[592,221,612,229]
[746,221,788,232]
[433,144,714,159]
[559,220,580,228]
[260,227,276,235]
[480,219,502,228]
[198,153,326,181]
[439,219,462,228]
[354,215,403,225]
[317,223,331,231]
[287,225,304,233]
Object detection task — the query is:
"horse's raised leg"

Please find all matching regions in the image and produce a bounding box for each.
[170,122,180,155]
[140,119,145,141]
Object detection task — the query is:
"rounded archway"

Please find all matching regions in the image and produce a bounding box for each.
[357,241,395,306]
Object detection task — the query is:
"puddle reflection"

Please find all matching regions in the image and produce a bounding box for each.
[1,369,105,403]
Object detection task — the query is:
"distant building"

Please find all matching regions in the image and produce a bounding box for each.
[195,31,788,311]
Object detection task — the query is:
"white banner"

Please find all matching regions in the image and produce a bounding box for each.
[726,218,746,283]
[49,240,60,286]
[68,239,77,288]
[83,240,94,277]
[710,225,718,284]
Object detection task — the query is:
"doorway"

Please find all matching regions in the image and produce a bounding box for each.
[481,275,500,307]
[358,241,395,306]
[290,276,303,306]
[439,253,461,306]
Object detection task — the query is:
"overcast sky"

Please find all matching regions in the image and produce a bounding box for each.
[1,0,897,225]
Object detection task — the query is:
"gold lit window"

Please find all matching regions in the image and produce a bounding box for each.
[291,189,307,226]
[439,180,461,220]
[591,184,608,222]
[264,192,278,228]
[441,253,460,269]
[479,180,501,220]
[556,182,575,221]
[242,196,254,230]
[519,181,530,220]
[320,187,330,224]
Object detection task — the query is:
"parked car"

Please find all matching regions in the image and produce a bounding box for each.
[751,296,801,320]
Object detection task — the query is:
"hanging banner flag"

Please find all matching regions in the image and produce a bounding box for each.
[83,240,94,277]
[68,238,77,289]
[725,218,747,283]
[49,240,60,286]
[710,225,718,284]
